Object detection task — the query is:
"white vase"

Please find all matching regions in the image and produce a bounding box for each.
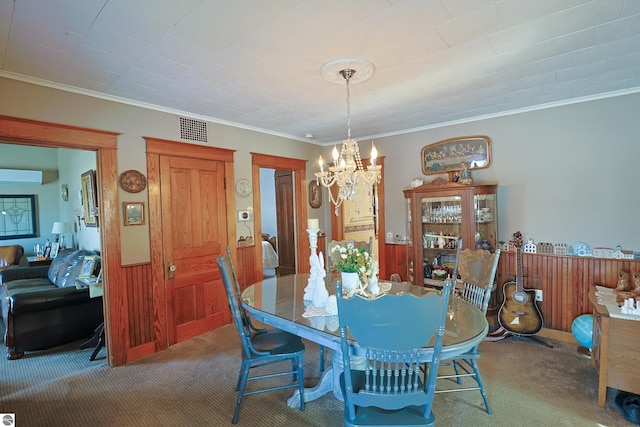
[341,271,360,291]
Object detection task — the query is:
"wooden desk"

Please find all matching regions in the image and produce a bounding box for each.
[589,287,640,407]
[242,274,488,406]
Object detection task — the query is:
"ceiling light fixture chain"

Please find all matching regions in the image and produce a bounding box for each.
[316,58,381,216]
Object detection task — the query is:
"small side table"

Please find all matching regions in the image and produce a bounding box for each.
[27,256,52,267]
[76,277,104,360]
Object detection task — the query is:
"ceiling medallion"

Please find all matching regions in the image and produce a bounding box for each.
[320,58,375,85]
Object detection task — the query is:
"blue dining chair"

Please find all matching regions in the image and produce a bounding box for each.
[335,278,453,427]
[217,252,305,424]
[435,248,501,414]
[223,246,268,336]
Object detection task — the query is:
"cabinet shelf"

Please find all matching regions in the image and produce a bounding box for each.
[422,221,461,225]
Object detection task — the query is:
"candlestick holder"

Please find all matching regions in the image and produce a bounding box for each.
[304,228,324,302]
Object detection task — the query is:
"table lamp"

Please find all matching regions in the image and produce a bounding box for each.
[51,221,71,249]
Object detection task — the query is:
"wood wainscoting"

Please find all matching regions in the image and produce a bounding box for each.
[123,263,154,349]
[236,245,259,292]
[496,252,640,333]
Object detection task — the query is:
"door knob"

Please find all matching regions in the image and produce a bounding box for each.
[168,262,177,279]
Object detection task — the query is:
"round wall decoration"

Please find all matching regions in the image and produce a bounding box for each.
[119,169,147,193]
[235,178,252,198]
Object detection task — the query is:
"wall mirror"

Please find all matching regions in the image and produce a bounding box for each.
[421,135,491,177]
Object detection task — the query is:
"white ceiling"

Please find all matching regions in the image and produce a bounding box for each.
[1,0,640,144]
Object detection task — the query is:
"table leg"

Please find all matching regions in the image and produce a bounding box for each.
[286,348,345,407]
[287,365,340,407]
[81,322,105,361]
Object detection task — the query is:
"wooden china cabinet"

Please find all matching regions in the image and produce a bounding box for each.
[403,178,498,286]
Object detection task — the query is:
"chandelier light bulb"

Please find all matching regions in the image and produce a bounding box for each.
[370,143,378,165]
[318,156,324,173]
[332,146,340,163]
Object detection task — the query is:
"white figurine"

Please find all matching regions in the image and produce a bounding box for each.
[620,297,640,315]
[310,251,328,308]
[368,275,380,296]
[304,250,321,300]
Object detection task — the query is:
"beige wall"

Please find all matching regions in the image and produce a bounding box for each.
[2,76,639,256]
[0,145,100,256]
[0,77,326,264]
[375,92,640,251]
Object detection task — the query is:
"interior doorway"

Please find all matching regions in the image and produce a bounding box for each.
[0,115,121,365]
[251,153,310,278]
[259,168,296,276]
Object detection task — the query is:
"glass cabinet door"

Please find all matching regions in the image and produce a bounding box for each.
[420,195,462,282]
[474,193,497,251]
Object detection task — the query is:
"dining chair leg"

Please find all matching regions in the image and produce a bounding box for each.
[233,362,251,424]
[471,359,492,414]
[453,360,462,384]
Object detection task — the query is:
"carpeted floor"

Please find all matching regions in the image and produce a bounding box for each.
[0,323,637,427]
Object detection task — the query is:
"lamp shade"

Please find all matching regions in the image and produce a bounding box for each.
[51,222,71,234]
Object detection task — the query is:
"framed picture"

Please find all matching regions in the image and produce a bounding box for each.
[0,195,37,240]
[309,180,322,209]
[421,135,491,177]
[79,255,98,278]
[50,242,60,258]
[81,170,98,227]
[123,202,145,226]
[44,245,51,258]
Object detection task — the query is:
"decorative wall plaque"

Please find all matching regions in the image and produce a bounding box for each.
[119,170,147,193]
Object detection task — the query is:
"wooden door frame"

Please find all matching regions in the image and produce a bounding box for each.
[146,137,236,351]
[251,153,309,279]
[0,115,123,365]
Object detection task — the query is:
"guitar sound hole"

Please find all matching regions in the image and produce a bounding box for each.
[513,292,528,304]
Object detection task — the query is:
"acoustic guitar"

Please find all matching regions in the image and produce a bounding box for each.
[498,231,543,335]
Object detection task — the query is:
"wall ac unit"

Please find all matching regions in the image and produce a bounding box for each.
[0,169,43,185]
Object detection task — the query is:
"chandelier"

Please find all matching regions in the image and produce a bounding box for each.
[315,59,382,215]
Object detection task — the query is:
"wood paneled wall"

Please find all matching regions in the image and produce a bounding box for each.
[496,252,640,332]
[123,263,154,348]
[383,243,409,281]
[236,245,259,292]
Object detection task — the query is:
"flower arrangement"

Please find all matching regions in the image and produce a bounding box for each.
[329,241,378,280]
[432,268,448,280]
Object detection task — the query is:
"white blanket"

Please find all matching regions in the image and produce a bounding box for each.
[595,286,640,321]
[262,240,279,269]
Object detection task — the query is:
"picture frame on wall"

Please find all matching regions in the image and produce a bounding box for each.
[309,180,322,209]
[123,202,145,226]
[81,170,98,227]
[421,135,491,177]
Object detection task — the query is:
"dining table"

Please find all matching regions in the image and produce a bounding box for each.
[241,273,489,407]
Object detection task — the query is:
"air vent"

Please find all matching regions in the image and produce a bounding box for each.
[179,117,208,143]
